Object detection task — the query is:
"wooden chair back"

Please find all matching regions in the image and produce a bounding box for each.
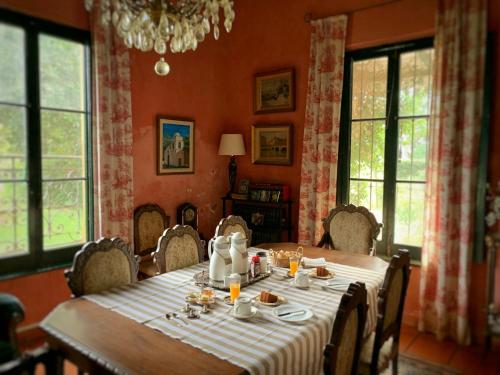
[0,294,24,363]
[318,204,382,255]
[134,203,170,257]
[153,225,204,274]
[369,249,411,374]
[65,238,139,297]
[324,282,368,375]
[215,215,252,246]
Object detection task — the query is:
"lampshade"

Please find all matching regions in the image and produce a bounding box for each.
[218,134,246,156]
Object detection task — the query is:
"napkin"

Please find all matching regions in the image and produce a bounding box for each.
[302,257,326,267]
[321,277,355,293]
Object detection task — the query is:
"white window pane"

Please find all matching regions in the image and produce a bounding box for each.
[40,34,85,111]
[0,182,28,257]
[0,23,25,104]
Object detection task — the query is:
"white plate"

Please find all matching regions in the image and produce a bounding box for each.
[255,294,286,306]
[273,304,313,323]
[310,268,335,280]
[229,306,258,320]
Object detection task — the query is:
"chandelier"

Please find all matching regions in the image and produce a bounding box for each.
[85,0,235,76]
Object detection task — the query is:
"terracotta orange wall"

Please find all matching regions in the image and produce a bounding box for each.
[0,0,499,343]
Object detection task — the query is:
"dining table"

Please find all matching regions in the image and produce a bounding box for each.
[40,243,388,375]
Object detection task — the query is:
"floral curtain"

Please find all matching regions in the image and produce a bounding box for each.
[89,3,134,242]
[419,0,487,345]
[298,15,348,246]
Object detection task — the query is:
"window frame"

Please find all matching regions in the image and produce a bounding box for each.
[337,38,434,261]
[0,8,93,278]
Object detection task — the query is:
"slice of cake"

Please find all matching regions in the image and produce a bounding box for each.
[260,290,278,303]
[316,266,329,277]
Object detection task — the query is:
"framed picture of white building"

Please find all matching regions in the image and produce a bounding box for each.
[157,116,194,175]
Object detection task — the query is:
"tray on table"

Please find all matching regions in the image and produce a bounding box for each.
[193,270,272,291]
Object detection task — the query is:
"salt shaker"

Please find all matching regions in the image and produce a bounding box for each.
[257,251,268,274]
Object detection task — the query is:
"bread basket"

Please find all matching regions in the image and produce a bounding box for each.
[269,246,303,268]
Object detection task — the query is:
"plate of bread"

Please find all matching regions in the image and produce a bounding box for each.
[255,290,286,306]
[310,266,335,279]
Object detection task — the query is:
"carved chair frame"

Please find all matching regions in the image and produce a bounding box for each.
[323,282,368,375]
[64,237,139,297]
[153,225,205,274]
[133,203,170,257]
[215,215,253,247]
[368,249,411,375]
[318,204,382,255]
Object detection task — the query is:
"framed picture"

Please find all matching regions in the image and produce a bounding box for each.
[238,179,250,194]
[254,68,295,114]
[157,116,194,175]
[251,124,293,165]
[259,190,270,202]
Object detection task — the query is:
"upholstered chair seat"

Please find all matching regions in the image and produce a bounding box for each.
[153,225,204,274]
[358,333,394,373]
[215,215,252,246]
[65,238,139,297]
[318,204,382,255]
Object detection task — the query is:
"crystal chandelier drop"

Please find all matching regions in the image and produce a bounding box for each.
[85,0,235,76]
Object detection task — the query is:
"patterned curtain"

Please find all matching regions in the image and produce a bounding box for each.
[419,0,487,345]
[89,3,134,242]
[298,15,348,246]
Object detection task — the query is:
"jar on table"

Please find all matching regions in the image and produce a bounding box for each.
[250,256,261,278]
[257,251,268,274]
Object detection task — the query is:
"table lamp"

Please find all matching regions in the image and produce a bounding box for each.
[218,134,246,196]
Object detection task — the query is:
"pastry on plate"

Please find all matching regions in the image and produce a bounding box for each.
[316,266,329,277]
[260,290,278,303]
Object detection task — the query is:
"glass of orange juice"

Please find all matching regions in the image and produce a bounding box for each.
[228,273,241,303]
[289,256,299,276]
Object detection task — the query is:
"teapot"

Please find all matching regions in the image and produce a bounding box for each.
[208,235,232,284]
[229,231,249,279]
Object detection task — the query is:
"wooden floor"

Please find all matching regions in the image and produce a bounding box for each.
[24,324,500,375]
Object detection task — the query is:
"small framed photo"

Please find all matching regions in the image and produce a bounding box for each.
[157,116,194,175]
[254,68,295,114]
[238,179,250,194]
[251,124,293,165]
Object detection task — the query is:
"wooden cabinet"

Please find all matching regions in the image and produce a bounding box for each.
[221,197,293,246]
[485,233,500,350]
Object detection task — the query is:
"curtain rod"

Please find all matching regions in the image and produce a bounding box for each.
[304,0,403,23]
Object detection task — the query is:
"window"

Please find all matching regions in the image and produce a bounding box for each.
[0,10,92,277]
[338,39,434,260]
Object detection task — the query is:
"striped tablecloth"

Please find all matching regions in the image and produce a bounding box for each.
[83,248,387,375]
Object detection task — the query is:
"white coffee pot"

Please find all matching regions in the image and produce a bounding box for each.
[208,235,232,283]
[229,231,249,276]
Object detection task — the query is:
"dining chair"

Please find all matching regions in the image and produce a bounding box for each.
[133,203,170,278]
[0,294,61,375]
[65,237,139,297]
[323,282,367,375]
[358,249,411,375]
[153,225,205,274]
[317,204,382,255]
[215,215,252,246]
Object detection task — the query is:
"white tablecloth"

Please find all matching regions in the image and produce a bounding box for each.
[83,248,387,375]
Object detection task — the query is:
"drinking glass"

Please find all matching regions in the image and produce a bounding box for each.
[228,273,241,303]
[289,256,299,276]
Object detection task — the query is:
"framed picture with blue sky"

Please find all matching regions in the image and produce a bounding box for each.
[157,116,194,174]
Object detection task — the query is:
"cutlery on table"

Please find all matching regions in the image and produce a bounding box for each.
[172,312,189,325]
[277,310,306,318]
[165,313,186,327]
